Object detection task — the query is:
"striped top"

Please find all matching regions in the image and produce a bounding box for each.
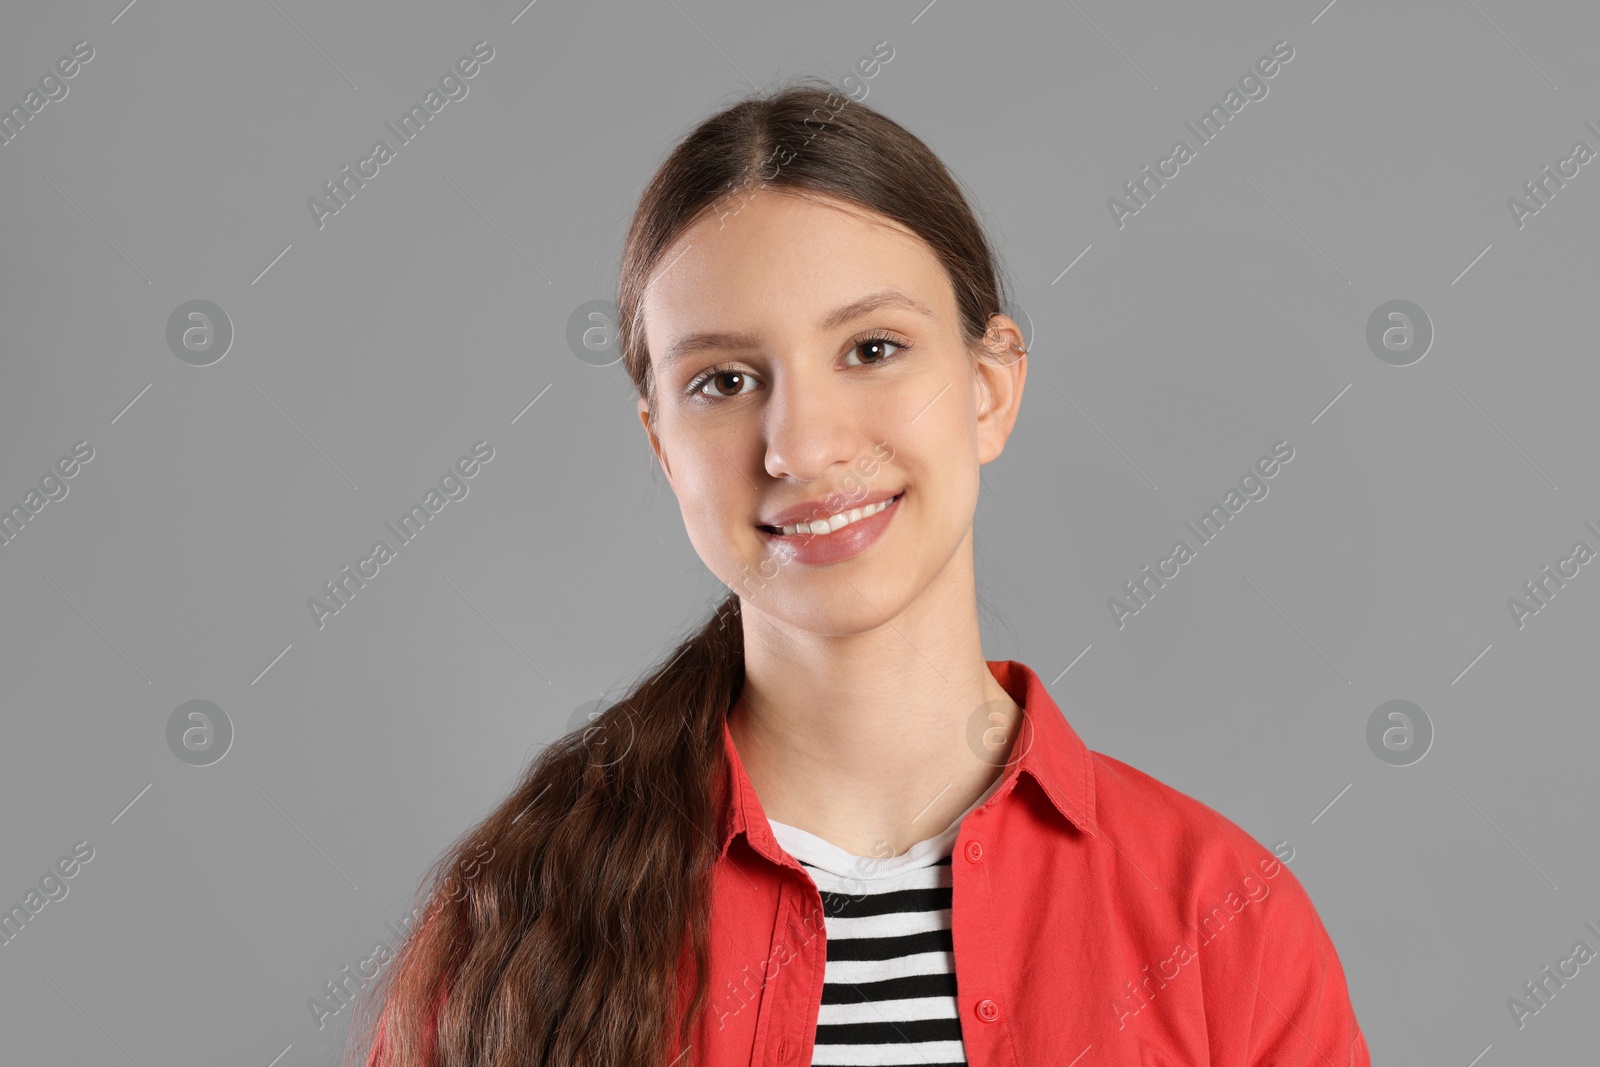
[767,777,1001,1067]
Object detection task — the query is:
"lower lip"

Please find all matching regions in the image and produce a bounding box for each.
[757,492,903,565]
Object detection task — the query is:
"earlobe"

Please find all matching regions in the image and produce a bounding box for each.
[974,339,1027,464]
[637,403,673,482]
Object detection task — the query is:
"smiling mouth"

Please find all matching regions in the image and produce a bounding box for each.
[758,492,903,537]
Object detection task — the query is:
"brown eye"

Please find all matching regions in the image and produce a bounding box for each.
[844,336,907,368]
[701,369,753,397]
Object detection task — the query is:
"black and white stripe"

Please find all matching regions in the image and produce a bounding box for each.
[767,820,974,1067]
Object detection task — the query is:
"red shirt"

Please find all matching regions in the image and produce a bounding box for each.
[368,659,1370,1066]
[669,658,1370,1066]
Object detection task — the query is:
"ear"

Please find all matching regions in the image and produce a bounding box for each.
[637,396,674,485]
[974,314,1028,465]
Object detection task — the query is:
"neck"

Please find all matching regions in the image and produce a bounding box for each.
[726,542,1020,859]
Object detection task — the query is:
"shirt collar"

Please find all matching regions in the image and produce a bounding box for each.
[716,658,1098,864]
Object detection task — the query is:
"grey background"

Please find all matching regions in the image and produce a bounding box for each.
[2,0,1596,1062]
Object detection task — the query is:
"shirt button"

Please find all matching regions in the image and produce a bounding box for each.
[976,997,1001,1023]
[965,839,984,863]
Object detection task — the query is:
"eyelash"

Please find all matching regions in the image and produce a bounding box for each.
[685,332,913,401]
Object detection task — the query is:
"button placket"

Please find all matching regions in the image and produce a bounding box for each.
[953,817,1021,1066]
[751,875,826,1067]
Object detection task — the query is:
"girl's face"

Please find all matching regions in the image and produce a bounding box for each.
[637,189,1025,635]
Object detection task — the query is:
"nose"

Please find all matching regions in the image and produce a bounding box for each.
[761,363,871,485]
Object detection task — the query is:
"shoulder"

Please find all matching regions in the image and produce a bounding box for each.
[1088,749,1289,873]
[1085,750,1368,1063]
[1084,748,1323,941]
[1089,749,1297,870]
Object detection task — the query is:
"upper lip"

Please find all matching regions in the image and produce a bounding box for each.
[758,488,902,529]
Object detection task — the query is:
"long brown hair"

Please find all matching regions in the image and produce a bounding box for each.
[349,74,1014,1067]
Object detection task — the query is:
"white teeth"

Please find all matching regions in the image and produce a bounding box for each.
[778,495,895,536]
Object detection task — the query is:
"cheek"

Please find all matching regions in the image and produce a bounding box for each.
[892,406,972,473]
[676,442,755,524]
[907,424,981,516]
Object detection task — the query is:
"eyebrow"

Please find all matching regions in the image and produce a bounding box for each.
[658,288,936,371]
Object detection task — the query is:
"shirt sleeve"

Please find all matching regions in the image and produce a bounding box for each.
[1242,868,1370,1067]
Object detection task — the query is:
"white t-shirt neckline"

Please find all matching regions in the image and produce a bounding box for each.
[766,773,1004,880]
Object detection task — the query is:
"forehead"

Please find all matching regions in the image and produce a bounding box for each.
[640,190,957,359]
